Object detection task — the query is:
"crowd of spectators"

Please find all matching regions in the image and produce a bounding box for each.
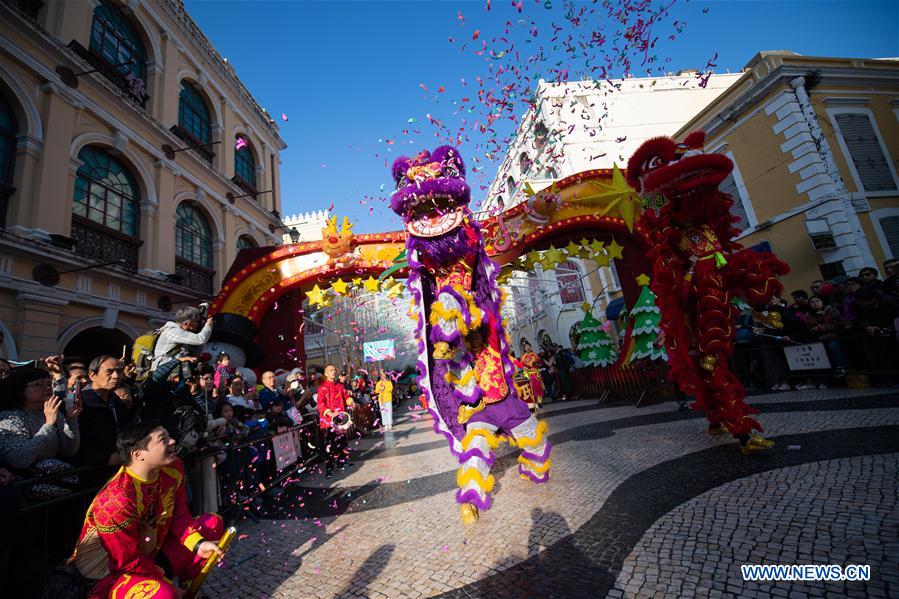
[0,304,412,595]
[734,260,899,390]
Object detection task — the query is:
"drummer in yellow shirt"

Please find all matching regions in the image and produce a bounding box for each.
[374,371,394,431]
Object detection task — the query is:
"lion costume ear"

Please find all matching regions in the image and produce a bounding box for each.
[431,145,466,177]
[392,156,412,184]
[625,136,676,189]
[682,130,706,150]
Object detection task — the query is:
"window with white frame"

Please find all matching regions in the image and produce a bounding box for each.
[871,208,899,260]
[718,152,756,234]
[833,112,897,192]
[556,260,585,304]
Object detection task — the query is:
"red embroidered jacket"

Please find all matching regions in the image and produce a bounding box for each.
[317,380,350,429]
[72,458,204,591]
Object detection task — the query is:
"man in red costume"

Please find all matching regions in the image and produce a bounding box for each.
[72,420,223,598]
[317,364,355,477]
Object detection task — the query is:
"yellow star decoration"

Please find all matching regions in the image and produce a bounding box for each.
[582,163,642,232]
[593,251,611,268]
[636,273,651,287]
[581,302,592,313]
[606,239,624,260]
[564,240,581,256]
[525,250,542,270]
[579,238,591,247]
[363,276,381,293]
[306,285,326,307]
[331,278,349,295]
[542,245,565,270]
[386,282,404,298]
[588,239,605,254]
[351,277,363,287]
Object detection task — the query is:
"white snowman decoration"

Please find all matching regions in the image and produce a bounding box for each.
[199,313,266,389]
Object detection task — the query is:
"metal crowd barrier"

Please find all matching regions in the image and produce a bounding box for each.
[1,401,386,593]
[571,359,677,407]
[572,333,898,407]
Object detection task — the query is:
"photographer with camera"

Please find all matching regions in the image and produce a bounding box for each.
[151,306,213,373]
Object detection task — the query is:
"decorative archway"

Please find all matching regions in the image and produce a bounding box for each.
[210,168,652,372]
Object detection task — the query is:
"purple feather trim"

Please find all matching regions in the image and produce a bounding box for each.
[408,252,467,447]
[429,324,463,348]
[456,487,492,510]
[458,445,496,465]
[518,466,550,484]
[520,440,552,463]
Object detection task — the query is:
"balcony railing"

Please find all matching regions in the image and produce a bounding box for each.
[231,175,258,199]
[170,125,215,163]
[176,258,214,296]
[71,215,141,271]
[67,41,149,108]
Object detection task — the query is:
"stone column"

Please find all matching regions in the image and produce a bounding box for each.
[50,0,96,46]
[29,88,78,236]
[151,160,178,274]
[790,76,877,274]
[5,133,42,229]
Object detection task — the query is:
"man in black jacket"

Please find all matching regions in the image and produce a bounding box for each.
[850,287,899,382]
[72,355,130,468]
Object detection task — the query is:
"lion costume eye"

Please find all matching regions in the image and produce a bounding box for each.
[644,156,664,172]
[444,161,460,178]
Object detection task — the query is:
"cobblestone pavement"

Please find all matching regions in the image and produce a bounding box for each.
[205,389,899,599]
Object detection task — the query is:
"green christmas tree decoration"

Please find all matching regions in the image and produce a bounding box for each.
[576,303,617,367]
[629,274,667,362]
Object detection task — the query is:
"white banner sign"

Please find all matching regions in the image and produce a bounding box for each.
[784,342,832,371]
[272,431,298,471]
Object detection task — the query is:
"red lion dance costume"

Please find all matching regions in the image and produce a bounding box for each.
[626,131,789,454]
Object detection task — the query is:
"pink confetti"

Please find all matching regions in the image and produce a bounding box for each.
[281,113,288,121]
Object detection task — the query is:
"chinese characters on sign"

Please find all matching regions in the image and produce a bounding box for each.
[784,343,832,371]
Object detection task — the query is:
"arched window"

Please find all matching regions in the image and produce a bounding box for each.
[557,260,586,304]
[175,202,213,268]
[73,146,139,236]
[0,92,18,228]
[237,234,257,250]
[506,175,516,194]
[89,0,148,105]
[545,167,558,179]
[177,81,213,161]
[527,272,541,311]
[519,152,532,175]
[234,135,256,191]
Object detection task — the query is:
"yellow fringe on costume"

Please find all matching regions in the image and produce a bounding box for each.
[510,421,548,449]
[429,301,471,337]
[445,369,476,387]
[452,285,484,330]
[460,427,504,450]
[456,467,495,493]
[457,400,487,424]
[517,455,552,474]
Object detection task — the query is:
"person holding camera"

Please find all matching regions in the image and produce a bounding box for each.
[152,306,213,373]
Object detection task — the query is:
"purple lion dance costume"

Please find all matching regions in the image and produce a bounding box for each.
[390,146,551,525]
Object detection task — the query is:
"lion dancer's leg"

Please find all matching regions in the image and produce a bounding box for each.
[694,266,773,454]
[512,417,551,483]
[456,424,499,525]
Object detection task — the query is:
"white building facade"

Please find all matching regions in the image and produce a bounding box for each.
[488,72,744,351]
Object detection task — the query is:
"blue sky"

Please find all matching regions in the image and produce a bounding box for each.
[184,0,898,233]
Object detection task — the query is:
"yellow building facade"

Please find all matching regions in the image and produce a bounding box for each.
[0,0,286,361]
[676,51,899,293]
